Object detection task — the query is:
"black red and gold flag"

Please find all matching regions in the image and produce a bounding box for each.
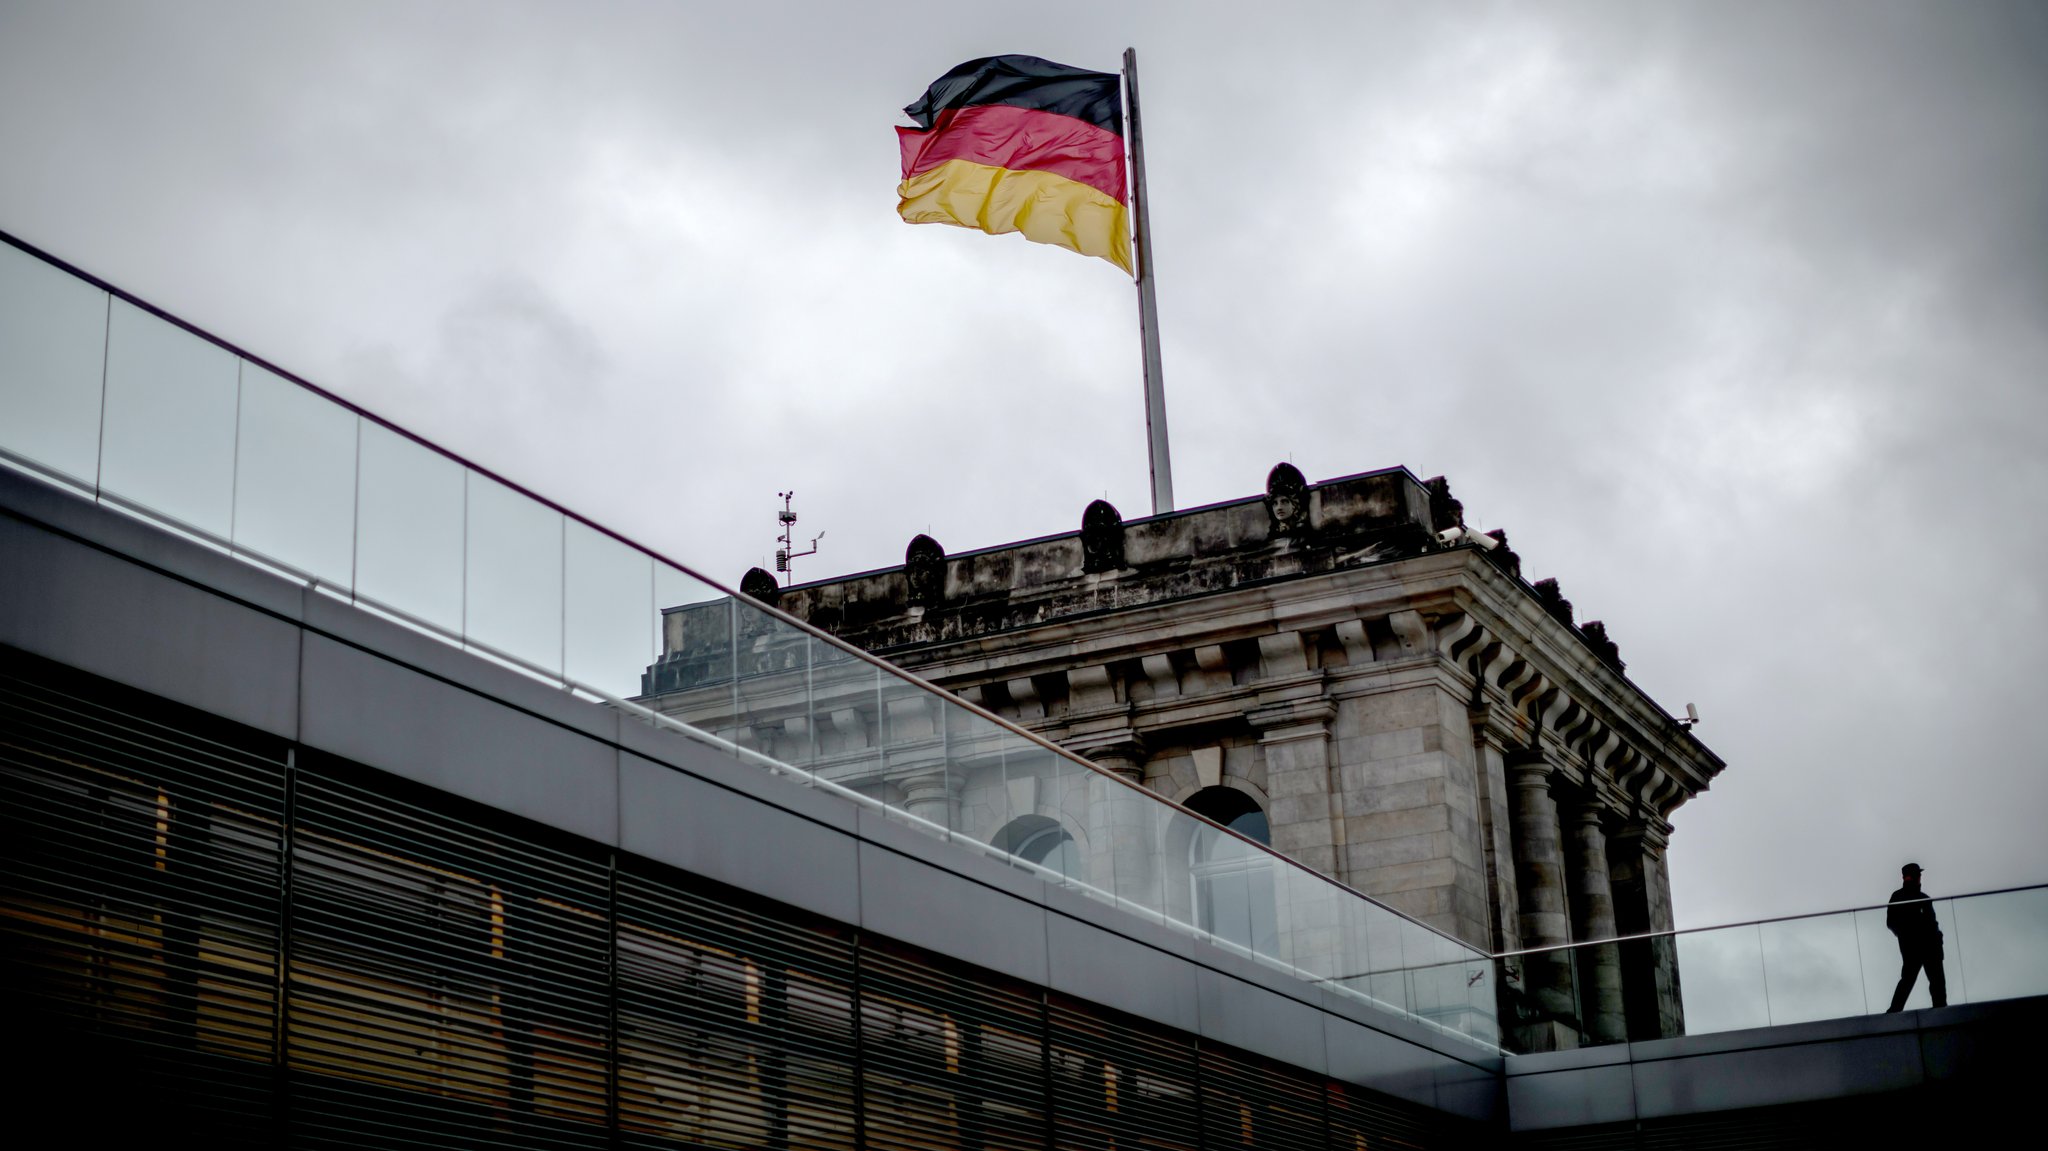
[896,55,1133,273]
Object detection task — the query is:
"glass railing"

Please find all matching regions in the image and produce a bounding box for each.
[0,231,1502,1050]
[1493,883,2048,1052]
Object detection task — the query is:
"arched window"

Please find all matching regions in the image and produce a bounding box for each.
[1185,785,1270,845]
[992,814,1083,880]
[1184,786,1278,956]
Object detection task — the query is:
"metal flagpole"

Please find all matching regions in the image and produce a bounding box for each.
[1123,47,1174,515]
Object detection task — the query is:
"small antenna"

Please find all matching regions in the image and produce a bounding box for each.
[774,491,824,585]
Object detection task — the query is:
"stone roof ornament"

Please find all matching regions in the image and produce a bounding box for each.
[1485,529,1522,579]
[1425,475,1464,532]
[1533,578,1575,627]
[1580,621,1626,673]
[905,534,946,608]
[740,567,782,606]
[1265,463,1310,535]
[1080,500,1126,573]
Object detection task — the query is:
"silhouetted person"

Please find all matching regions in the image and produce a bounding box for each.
[1885,862,1946,1011]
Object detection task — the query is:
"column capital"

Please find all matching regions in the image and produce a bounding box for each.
[1563,800,1610,831]
[1247,697,1336,741]
[1609,818,1672,855]
[1075,734,1146,786]
[1505,750,1553,787]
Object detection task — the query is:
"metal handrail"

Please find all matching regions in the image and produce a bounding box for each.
[0,226,1490,963]
[1488,881,2048,961]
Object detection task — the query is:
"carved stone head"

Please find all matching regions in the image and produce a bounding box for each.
[1265,462,1309,534]
[1080,500,1125,573]
[905,534,945,607]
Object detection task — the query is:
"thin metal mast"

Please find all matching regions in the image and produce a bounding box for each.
[1123,47,1174,515]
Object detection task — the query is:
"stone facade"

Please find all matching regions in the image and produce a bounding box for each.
[640,464,1723,1047]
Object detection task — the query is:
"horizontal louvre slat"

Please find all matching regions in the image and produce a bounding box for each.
[287,759,611,1148]
[3,645,1477,1149]
[1048,994,1201,1151]
[0,652,283,1146]
[860,939,1047,1151]
[1198,1045,1326,1151]
[616,867,858,1151]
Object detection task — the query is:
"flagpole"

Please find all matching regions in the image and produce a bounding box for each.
[1123,47,1174,516]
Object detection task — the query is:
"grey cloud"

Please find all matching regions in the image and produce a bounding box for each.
[2,0,2042,929]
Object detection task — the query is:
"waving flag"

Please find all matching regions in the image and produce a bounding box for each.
[897,55,1133,273]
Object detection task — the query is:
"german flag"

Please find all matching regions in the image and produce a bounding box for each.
[897,55,1133,274]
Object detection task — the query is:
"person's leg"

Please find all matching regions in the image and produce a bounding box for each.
[1888,951,1923,1012]
[1926,955,1947,1008]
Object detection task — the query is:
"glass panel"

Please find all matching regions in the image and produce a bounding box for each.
[1049,753,1109,902]
[639,563,737,747]
[1245,842,1283,964]
[354,422,463,633]
[944,708,1018,852]
[804,632,876,783]
[463,471,563,675]
[1857,899,1958,1013]
[1758,912,1868,1025]
[1190,819,1256,954]
[1154,805,1203,936]
[990,739,1074,884]
[1325,893,1378,1007]
[1402,920,1450,1026]
[1460,944,1498,1044]
[98,299,238,537]
[1853,907,1903,1013]
[563,520,653,698]
[731,597,816,772]
[1931,897,1962,1006]
[1676,924,1771,1035]
[1952,888,2048,1005]
[1100,774,1163,920]
[231,363,356,587]
[1362,902,1413,1017]
[0,242,107,486]
[878,672,947,837]
[1276,866,1343,983]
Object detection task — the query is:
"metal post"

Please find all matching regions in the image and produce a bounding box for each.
[1123,47,1174,516]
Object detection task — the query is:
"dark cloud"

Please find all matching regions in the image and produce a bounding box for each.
[3,0,2043,927]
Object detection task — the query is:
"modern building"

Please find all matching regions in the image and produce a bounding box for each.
[643,466,1721,1050]
[2,230,2037,1147]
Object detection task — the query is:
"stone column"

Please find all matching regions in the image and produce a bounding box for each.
[1610,820,1684,1039]
[901,768,959,832]
[1506,755,1575,1049]
[1083,740,1152,905]
[1564,801,1627,1044]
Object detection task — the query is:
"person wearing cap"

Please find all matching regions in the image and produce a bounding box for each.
[1885,862,1947,1011]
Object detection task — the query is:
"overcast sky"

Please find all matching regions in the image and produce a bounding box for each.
[3,1,2043,930]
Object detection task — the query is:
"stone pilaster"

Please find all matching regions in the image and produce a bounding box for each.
[1468,710,1523,954]
[1249,696,1339,878]
[1506,754,1576,1049]
[1081,738,1154,905]
[1564,800,1626,1044]
[1610,819,1684,1039]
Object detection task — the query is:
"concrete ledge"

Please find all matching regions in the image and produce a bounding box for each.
[0,506,302,739]
[1504,995,2048,1131]
[299,632,621,846]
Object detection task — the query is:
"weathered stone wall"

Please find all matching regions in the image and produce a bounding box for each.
[639,463,1724,1045]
